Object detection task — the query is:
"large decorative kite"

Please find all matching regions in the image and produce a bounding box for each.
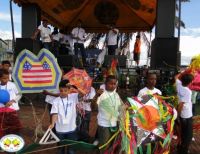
[100,94,176,154]
[124,95,176,154]
[63,68,92,95]
[12,49,62,93]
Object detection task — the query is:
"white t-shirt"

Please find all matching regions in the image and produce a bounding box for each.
[71,27,86,44]
[38,25,51,43]
[59,33,65,44]
[107,28,119,46]
[179,86,193,118]
[63,35,73,50]
[82,87,96,111]
[51,93,79,133]
[52,33,62,42]
[176,79,183,101]
[97,90,122,127]
[45,89,60,105]
[138,87,162,98]
[0,81,21,111]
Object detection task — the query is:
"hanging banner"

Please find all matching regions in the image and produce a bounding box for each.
[12,49,62,93]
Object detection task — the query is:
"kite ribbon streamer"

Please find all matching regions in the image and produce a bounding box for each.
[125,110,131,139]
[147,143,151,154]
[99,130,120,150]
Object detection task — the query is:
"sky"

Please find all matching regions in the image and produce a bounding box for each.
[0,0,199,65]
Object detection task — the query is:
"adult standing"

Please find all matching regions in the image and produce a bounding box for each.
[32,19,52,50]
[133,34,141,66]
[71,20,87,66]
[107,24,119,55]
[51,27,62,57]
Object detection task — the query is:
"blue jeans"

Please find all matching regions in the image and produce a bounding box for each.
[56,131,78,154]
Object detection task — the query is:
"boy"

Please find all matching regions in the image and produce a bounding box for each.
[1,60,11,71]
[0,69,22,136]
[49,80,79,154]
[177,73,194,154]
[1,60,12,80]
[138,72,162,102]
[78,86,96,142]
[91,75,122,153]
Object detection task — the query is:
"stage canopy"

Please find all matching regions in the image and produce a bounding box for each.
[13,0,157,33]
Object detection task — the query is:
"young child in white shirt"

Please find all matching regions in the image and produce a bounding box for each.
[49,80,79,154]
[0,69,22,137]
[78,86,96,142]
[138,72,162,103]
[91,75,122,153]
[177,73,194,154]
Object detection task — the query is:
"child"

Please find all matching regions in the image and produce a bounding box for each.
[1,60,12,80]
[138,72,162,102]
[78,86,96,142]
[1,60,11,71]
[177,73,194,154]
[49,80,79,154]
[44,67,65,113]
[91,75,122,153]
[0,69,22,137]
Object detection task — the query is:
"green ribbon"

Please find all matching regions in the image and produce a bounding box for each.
[146,143,151,154]
[17,139,98,154]
[139,145,143,154]
[162,134,171,147]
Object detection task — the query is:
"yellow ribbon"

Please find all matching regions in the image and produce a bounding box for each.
[99,130,120,150]
[125,110,131,139]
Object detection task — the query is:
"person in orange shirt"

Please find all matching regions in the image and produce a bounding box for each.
[133,34,141,66]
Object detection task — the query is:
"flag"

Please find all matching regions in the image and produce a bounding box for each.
[22,61,52,84]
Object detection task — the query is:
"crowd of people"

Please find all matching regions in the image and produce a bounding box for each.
[0,57,199,154]
[31,19,141,67]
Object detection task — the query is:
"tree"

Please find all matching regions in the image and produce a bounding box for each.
[175,0,190,29]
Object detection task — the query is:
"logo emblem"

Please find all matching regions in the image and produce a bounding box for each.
[0,134,25,152]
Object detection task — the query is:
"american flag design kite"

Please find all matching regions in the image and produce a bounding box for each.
[12,49,62,93]
[22,61,52,84]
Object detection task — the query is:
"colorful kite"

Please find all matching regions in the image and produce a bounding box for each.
[12,49,62,93]
[63,68,92,95]
[101,94,176,154]
[189,55,200,91]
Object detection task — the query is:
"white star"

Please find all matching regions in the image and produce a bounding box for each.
[150,135,155,141]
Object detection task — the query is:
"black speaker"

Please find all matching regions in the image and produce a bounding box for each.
[57,55,81,67]
[15,38,41,60]
[150,38,179,68]
[103,55,127,68]
[22,4,41,38]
